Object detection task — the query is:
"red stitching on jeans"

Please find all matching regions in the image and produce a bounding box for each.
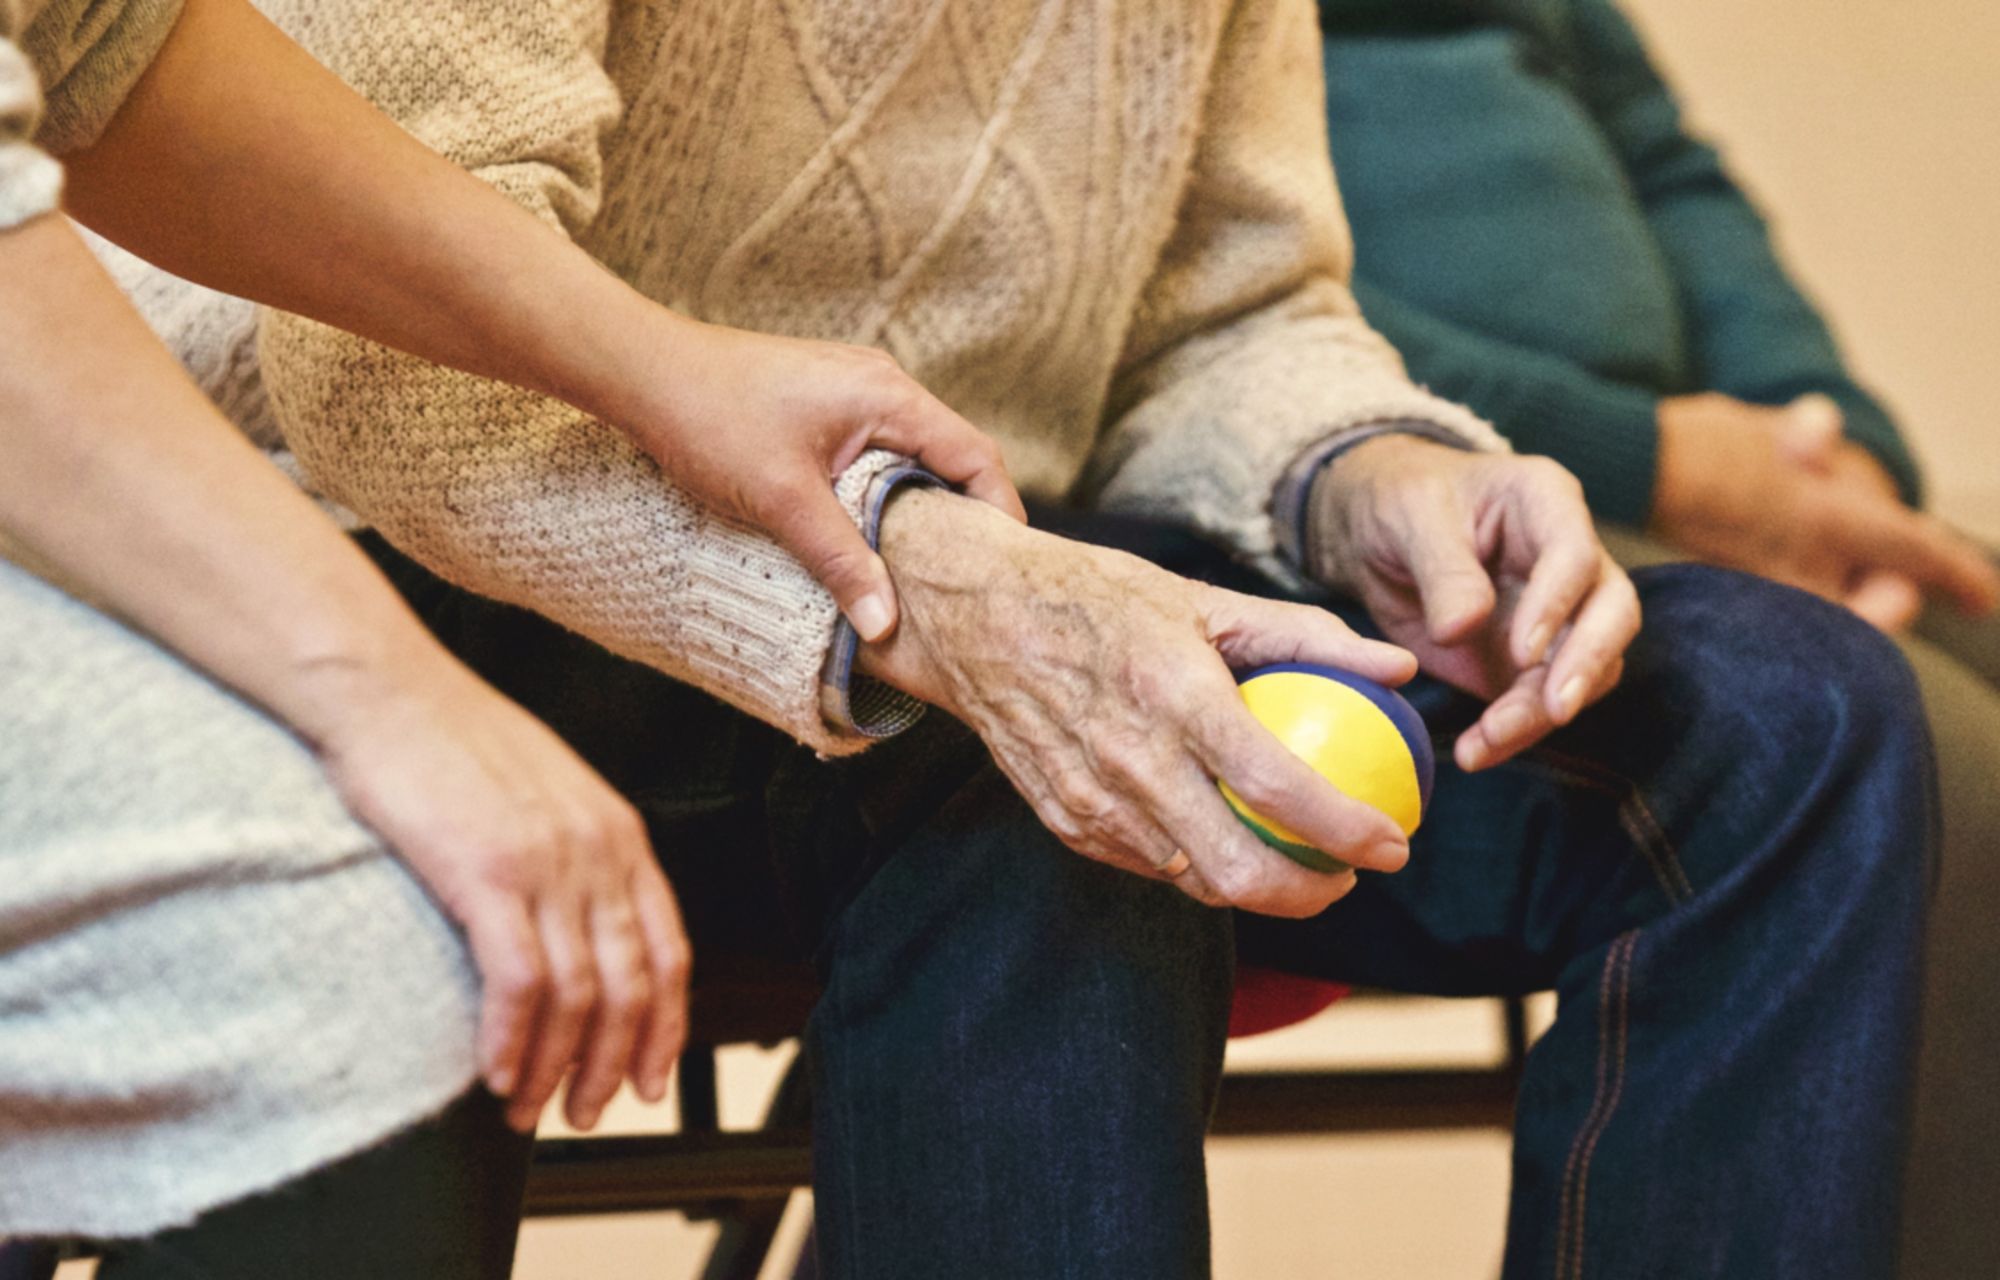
[1554,931,1638,1280]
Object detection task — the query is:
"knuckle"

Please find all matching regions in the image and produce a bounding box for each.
[551,967,599,1015]
[476,838,542,893]
[1090,732,1154,788]
[1222,760,1292,816]
[602,971,650,1017]
[1526,455,1584,494]
[1205,856,1261,906]
[1049,767,1114,821]
[495,954,546,1002]
[609,802,651,856]
[653,945,691,990]
[757,471,816,514]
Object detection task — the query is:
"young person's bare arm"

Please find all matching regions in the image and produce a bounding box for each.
[62,0,1019,642]
[0,216,682,1132]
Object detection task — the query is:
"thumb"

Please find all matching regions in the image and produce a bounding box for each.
[1845,570,1924,635]
[766,486,900,642]
[1779,394,1844,470]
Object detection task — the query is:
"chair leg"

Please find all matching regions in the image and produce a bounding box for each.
[697,1053,813,1280]
[789,1222,818,1280]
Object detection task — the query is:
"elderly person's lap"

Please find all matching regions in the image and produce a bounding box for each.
[363,519,1933,1280]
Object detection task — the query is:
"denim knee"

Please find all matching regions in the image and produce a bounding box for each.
[1622,564,1937,892]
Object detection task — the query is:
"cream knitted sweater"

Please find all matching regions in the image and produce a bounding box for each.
[0,0,182,228]
[163,0,1504,755]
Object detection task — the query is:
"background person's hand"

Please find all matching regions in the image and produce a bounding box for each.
[304,651,690,1135]
[856,488,1419,918]
[1305,437,1642,773]
[1654,392,1999,632]
[616,321,1026,644]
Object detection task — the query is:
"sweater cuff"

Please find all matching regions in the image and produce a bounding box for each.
[27,0,186,154]
[1500,376,1663,527]
[817,465,940,741]
[0,139,61,229]
[1272,420,1478,570]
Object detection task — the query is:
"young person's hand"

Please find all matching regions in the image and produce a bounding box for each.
[1305,437,1641,772]
[66,0,1024,653]
[1654,393,1999,631]
[303,649,689,1135]
[612,321,1026,643]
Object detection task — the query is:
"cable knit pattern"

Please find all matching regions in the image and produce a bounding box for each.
[204,0,1505,757]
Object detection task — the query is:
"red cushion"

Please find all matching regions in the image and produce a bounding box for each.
[1228,966,1350,1038]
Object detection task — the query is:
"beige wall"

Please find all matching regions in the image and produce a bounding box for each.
[1621,0,2000,539]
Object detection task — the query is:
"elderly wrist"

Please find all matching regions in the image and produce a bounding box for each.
[1304,433,1448,586]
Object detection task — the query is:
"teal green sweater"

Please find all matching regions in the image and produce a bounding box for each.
[1316,0,1921,524]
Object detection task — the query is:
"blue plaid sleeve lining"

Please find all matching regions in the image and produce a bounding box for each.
[1271,420,1481,571]
[817,464,944,741]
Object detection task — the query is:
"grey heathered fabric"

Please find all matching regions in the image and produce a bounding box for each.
[0,558,481,1237]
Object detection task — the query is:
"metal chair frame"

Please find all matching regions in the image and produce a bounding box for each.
[523,991,1531,1280]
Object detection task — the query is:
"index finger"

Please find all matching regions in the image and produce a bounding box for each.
[1542,556,1641,725]
[869,390,1027,523]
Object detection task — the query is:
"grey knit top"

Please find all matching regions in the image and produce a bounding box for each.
[1,1,482,1238]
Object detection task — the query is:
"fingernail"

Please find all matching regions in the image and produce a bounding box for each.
[1369,838,1410,872]
[1523,623,1553,666]
[850,592,894,643]
[642,1073,668,1103]
[487,1067,515,1098]
[1557,676,1588,721]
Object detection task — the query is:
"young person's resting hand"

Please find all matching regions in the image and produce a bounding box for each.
[65,0,1023,647]
[1,202,687,1139]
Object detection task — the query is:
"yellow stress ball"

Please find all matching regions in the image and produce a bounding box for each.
[1220,663,1435,873]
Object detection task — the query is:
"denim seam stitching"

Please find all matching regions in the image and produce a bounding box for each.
[1520,751,1694,903]
[1566,931,1637,1280]
[1554,929,1638,1280]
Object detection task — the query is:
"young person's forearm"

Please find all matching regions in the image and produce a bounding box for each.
[59,0,674,430]
[0,214,451,744]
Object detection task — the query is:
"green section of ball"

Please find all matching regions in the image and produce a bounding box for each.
[1232,806,1354,875]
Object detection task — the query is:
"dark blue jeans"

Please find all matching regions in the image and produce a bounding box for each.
[360,523,1936,1280]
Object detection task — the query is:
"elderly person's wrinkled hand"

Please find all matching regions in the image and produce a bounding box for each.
[1303,436,1642,772]
[858,488,1418,918]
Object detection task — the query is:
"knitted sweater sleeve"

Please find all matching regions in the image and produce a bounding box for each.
[1083,0,1505,584]
[1347,277,1666,528]
[0,0,184,229]
[255,0,907,756]
[1568,0,1922,507]
[0,22,60,228]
